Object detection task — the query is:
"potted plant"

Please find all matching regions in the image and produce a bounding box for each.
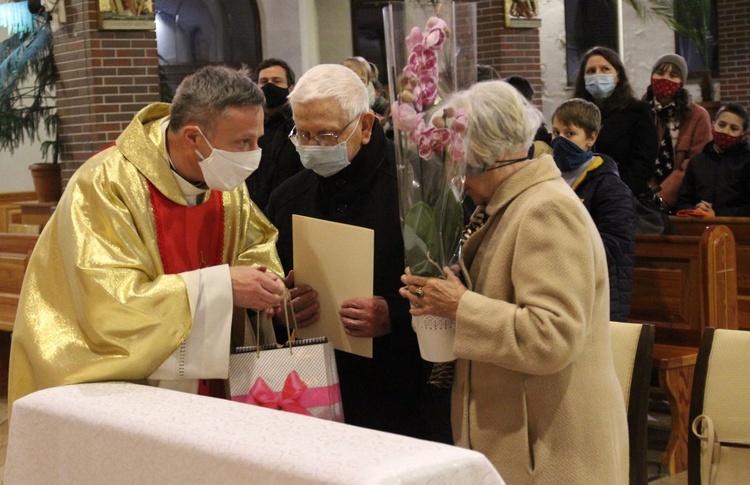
[384,0,477,362]
[649,0,716,103]
[0,1,61,201]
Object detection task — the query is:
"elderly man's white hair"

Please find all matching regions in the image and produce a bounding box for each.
[288,64,370,120]
[445,81,544,170]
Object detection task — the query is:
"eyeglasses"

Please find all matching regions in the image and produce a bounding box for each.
[288,115,361,147]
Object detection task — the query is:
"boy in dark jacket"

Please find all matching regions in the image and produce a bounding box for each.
[677,103,750,216]
[551,98,638,321]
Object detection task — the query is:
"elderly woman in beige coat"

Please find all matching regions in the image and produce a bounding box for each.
[400,81,628,484]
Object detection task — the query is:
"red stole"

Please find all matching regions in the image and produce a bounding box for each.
[149,182,225,272]
[148,182,226,397]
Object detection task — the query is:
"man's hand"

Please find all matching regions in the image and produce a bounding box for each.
[229,265,285,310]
[274,270,320,329]
[339,296,391,338]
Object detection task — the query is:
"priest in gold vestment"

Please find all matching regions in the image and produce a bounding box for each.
[9,66,292,410]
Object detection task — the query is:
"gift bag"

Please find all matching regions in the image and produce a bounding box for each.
[228,336,344,422]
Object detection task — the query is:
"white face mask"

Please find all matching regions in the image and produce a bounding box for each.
[295,118,360,177]
[194,127,261,191]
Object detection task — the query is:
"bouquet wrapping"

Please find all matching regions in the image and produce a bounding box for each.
[384,0,476,361]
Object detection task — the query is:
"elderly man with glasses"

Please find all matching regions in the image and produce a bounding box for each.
[265,64,450,443]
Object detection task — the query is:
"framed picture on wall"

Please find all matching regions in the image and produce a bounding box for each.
[505,0,542,29]
[99,0,155,30]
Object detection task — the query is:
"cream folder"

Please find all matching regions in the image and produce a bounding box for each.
[292,215,374,358]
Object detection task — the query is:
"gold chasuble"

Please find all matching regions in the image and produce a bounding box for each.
[8,103,282,410]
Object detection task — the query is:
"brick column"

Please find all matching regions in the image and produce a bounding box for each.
[717,0,750,106]
[52,0,160,183]
[474,0,542,107]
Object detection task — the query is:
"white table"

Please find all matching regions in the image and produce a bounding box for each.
[4,382,504,484]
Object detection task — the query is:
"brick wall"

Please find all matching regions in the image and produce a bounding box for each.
[473,0,542,106]
[53,0,160,182]
[717,0,750,107]
[50,0,543,183]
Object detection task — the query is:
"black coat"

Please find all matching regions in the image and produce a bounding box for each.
[595,99,658,197]
[677,140,750,216]
[574,155,637,322]
[245,106,303,212]
[266,124,447,442]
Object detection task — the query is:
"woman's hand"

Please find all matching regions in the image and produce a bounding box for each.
[399,266,467,319]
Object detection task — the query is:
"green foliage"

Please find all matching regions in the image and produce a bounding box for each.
[647,0,715,101]
[403,187,462,278]
[0,14,58,161]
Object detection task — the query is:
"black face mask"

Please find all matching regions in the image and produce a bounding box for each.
[261,83,290,109]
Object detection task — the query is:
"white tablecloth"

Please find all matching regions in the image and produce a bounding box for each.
[4,382,504,484]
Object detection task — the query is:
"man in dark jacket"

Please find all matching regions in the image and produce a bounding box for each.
[245,58,303,212]
[678,103,750,216]
[551,99,637,321]
[266,64,449,443]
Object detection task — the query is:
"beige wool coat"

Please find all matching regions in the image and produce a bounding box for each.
[452,155,629,484]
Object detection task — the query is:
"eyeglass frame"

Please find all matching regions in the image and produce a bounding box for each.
[288,114,362,147]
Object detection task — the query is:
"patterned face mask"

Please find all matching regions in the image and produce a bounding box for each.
[651,78,683,100]
[712,130,745,151]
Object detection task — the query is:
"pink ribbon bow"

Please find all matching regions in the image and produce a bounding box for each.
[244,371,312,416]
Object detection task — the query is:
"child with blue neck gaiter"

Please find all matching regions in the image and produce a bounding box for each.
[551,98,638,322]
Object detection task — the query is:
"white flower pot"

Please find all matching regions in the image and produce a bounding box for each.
[412,314,456,362]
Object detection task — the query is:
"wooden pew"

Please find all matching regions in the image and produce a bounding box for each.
[0,191,36,233]
[629,224,738,475]
[670,216,750,331]
[0,233,39,332]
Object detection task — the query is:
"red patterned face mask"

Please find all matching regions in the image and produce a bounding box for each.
[712,130,744,151]
[651,78,682,100]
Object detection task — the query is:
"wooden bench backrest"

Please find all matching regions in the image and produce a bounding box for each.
[630,225,738,346]
[670,216,750,331]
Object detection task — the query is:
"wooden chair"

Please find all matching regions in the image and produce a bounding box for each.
[630,224,738,475]
[688,328,750,485]
[610,321,655,485]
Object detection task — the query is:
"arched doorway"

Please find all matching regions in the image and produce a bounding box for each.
[154,0,262,100]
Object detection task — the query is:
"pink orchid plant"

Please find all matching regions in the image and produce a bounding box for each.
[392,16,466,166]
[387,11,470,278]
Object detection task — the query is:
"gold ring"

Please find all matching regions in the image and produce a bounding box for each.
[415,286,424,298]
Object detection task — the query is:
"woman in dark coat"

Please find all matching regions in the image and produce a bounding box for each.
[573,46,658,198]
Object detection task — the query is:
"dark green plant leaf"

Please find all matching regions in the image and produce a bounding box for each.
[403,200,443,277]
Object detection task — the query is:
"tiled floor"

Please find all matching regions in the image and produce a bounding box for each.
[651,471,688,484]
[1,331,10,478]
[1,395,7,478]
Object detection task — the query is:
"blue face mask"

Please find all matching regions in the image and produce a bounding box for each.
[551,136,593,172]
[295,118,360,177]
[585,74,617,100]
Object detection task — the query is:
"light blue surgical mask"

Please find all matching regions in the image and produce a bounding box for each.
[585,74,617,100]
[294,118,360,177]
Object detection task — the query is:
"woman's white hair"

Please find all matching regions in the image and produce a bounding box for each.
[288,64,370,120]
[445,81,544,169]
